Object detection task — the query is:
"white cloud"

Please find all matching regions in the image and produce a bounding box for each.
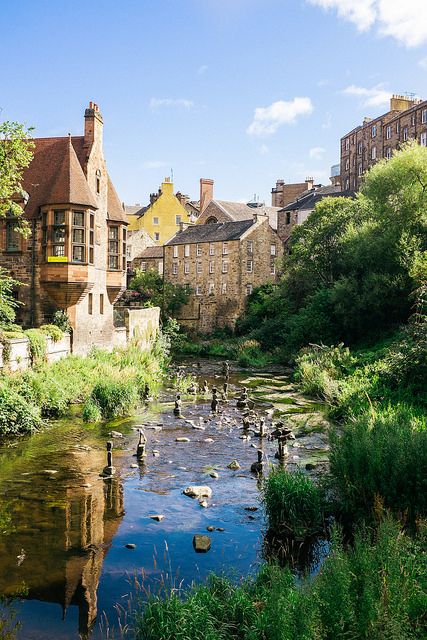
[142,160,169,170]
[197,65,208,75]
[247,97,314,136]
[342,84,391,107]
[259,144,269,155]
[309,146,326,160]
[307,0,427,47]
[149,98,194,110]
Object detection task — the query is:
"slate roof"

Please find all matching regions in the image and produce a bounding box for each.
[138,246,164,259]
[281,187,356,212]
[107,176,127,223]
[165,219,254,245]
[213,200,279,230]
[125,204,142,215]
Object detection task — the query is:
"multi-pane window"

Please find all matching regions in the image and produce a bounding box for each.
[184,263,190,274]
[173,245,179,258]
[386,125,392,140]
[140,262,147,272]
[246,284,253,296]
[422,109,427,124]
[196,284,202,296]
[247,240,253,254]
[358,141,363,154]
[5,218,20,252]
[403,127,409,141]
[209,261,214,274]
[89,213,94,264]
[209,243,215,256]
[196,244,202,256]
[247,260,253,273]
[197,261,202,274]
[184,244,190,257]
[345,178,350,190]
[172,262,178,275]
[222,242,228,255]
[72,210,85,263]
[108,226,119,269]
[420,132,427,147]
[345,159,349,170]
[222,261,228,274]
[208,283,214,295]
[345,138,349,150]
[122,227,127,270]
[270,244,276,256]
[358,164,363,176]
[221,283,227,294]
[386,147,392,159]
[270,260,276,275]
[371,125,377,138]
[371,147,377,160]
[52,210,66,257]
[411,114,416,126]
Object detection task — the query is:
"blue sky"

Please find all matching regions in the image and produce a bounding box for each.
[1,0,427,205]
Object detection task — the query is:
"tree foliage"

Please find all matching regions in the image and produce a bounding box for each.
[0,120,34,219]
[127,268,191,321]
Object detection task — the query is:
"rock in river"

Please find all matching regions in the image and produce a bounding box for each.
[175,437,190,443]
[193,534,211,553]
[183,486,212,499]
[227,460,240,470]
[149,515,165,521]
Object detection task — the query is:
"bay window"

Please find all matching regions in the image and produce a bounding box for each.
[108,226,119,270]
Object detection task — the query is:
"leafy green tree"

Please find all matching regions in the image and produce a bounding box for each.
[127,268,191,321]
[0,121,34,219]
[0,268,22,326]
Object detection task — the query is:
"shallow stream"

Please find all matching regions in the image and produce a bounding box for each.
[0,359,330,639]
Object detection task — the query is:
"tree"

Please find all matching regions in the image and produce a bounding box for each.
[0,121,34,219]
[126,268,191,321]
[0,267,22,325]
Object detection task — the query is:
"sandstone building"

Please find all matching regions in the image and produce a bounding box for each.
[271,177,320,208]
[340,94,427,191]
[0,102,128,354]
[164,214,282,333]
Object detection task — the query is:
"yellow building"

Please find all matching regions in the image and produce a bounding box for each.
[127,178,195,244]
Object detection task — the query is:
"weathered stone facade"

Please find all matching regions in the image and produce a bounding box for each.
[164,214,282,333]
[340,95,427,191]
[271,178,316,208]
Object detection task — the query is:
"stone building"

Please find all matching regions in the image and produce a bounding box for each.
[340,94,427,191]
[130,245,164,276]
[271,177,320,208]
[0,102,128,354]
[164,214,282,333]
[126,228,156,268]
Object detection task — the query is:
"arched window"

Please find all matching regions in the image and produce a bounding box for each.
[205,216,218,224]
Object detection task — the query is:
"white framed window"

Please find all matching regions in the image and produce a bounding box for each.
[209,261,214,274]
[154,232,160,241]
[247,240,253,254]
[153,217,159,225]
[184,262,190,274]
[396,122,400,134]
[345,158,349,170]
[172,262,178,275]
[246,284,253,296]
[209,243,215,256]
[411,114,416,126]
[173,245,179,258]
[196,261,202,274]
[371,146,377,160]
[386,125,392,140]
[158,261,164,275]
[140,261,147,271]
[345,138,349,150]
[270,261,276,275]
[176,215,182,225]
[386,147,392,159]
[222,242,228,255]
[247,260,253,273]
[222,261,228,274]
[422,109,427,124]
[270,244,276,256]
[358,164,363,176]
[221,283,227,294]
[371,125,377,138]
[420,132,427,147]
[403,127,408,141]
[358,141,363,154]
[196,284,202,296]
[345,178,350,190]
[196,244,202,256]
[208,283,214,295]
[184,244,190,257]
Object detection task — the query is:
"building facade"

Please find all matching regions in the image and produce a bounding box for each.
[340,95,427,191]
[164,214,283,333]
[0,102,128,354]
[271,177,319,208]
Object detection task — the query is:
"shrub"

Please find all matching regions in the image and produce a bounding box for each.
[51,309,71,332]
[0,385,42,436]
[82,398,102,422]
[262,468,325,540]
[25,329,47,367]
[88,379,139,420]
[39,324,63,342]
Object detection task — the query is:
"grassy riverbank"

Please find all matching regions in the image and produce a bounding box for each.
[0,335,169,437]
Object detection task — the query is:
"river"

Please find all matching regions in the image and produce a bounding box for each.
[0,359,329,639]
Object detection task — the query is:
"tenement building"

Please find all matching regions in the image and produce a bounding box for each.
[340,94,427,191]
[271,177,320,208]
[164,213,283,333]
[0,102,128,354]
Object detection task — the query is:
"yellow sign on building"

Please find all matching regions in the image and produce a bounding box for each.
[48,256,68,263]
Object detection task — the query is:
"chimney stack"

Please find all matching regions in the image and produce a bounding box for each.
[84,101,103,148]
[305,177,314,191]
[200,178,214,213]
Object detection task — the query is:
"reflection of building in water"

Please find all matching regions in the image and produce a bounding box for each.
[0,444,125,639]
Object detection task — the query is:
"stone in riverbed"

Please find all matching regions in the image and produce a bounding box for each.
[125,543,136,549]
[175,437,190,443]
[244,506,258,511]
[227,460,240,470]
[209,471,219,479]
[305,463,318,471]
[149,515,165,521]
[206,525,215,532]
[204,438,214,443]
[193,534,211,553]
[130,464,139,469]
[109,431,123,438]
[183,486,212,499]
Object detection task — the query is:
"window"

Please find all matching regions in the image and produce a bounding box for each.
[209,243,215,256]
[221,283,227,294]
[196,244,202,256]
[184,244,190,257]
[173,245,179,258]
[270,260,276,275]
[184,262,190,274]
[197,261,202,274]
[403,127,409,141]
[196,284,202,296]
[122,227,126,271]
[247,260,253,273]
[396,122,400,134]
[72,210,85,263]
[140,261,147,271]
[411,114,416,126]
[108,226,119,269]
[96,169,101,194]
[222,242,228,255]
[371,125,377,138]
[172,262,178,275]
[89,213,94,264]
[345,159,349,170]
[420,132,427,147]
[358,141,363,154]
[222,261,228,273]
[88,293,93,315]
[422,109,427,124]
[52,209,66,257]
[371,146,377,160]
[5,218,20,252]
[209,261,214,274]
[270,244,276,256]
[246,284,253,296]
[154,232,160,241]
[247,240,253,254]
[386,125,392,140]
[345,138,349,150]
[208,283,214,295]
[285,212,291,225]
[100,294,104,315]
[358,164,363,176]
[153,217,159,225]
[176,215,182,225]
[386,147,392,159]
[345,178,350,190]
[158,261,164,275]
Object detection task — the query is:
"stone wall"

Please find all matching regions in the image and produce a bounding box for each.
[123,307,160,348]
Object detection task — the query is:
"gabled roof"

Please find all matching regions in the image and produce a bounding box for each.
[138,246,164,259]
[107,176,127,223]
[204,200,279,230]
[165,219,255,245]
[281,186,356,212]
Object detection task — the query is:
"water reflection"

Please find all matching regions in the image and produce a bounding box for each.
[0,438,124,639]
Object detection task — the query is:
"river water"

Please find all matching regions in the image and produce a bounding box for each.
[0,360,329,640]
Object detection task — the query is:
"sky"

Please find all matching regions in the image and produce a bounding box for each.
[1,0,427,205]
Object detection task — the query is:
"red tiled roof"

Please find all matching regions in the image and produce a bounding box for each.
[107,176,127,223]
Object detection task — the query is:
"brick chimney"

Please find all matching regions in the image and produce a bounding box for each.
[84,101,103,148]
[200,178,214,213]
[305,177,314,191]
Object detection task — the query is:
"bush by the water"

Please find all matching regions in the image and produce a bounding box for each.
[135,519,426,640]
[0,385,42,436]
